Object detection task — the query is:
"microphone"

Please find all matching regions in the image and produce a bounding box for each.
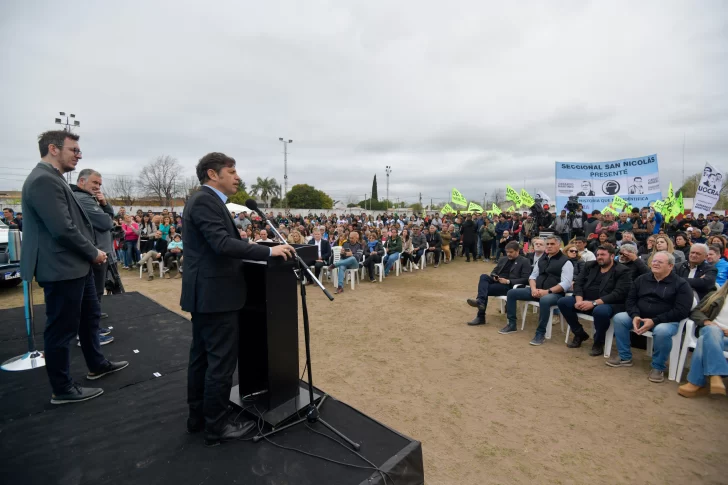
[245,199,264,219]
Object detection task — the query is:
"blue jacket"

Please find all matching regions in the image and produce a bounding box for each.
[714,259,728,287]
[495,221,510,237]
[652,212,663,234]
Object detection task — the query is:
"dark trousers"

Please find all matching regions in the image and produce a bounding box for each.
[92,260,107,302]
[188,311,239,429]
[449,241,458,257]
[557,296,615,345]
[559,233,570,244]
[412,248,425,264]
[481,241,492,260]
[426,248,442,264]
[164,251,183,269]
[364,254,382,280]
[401,251,415,267]
[308,261,326,282]
[475,278,510,318]
[463,242,476,260]
[41,269,106,394]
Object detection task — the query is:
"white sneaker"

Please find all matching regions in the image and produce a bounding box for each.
[403,267,408,272]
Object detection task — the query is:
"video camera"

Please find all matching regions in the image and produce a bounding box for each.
[564,195,580,214]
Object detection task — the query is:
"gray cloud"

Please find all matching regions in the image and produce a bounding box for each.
[1,0,726,208]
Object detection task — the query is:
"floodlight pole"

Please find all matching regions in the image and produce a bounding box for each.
[54,111,80,183]
[279,138,292,203]
[385,166,392,211]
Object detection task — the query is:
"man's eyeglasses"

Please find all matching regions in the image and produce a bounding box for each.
[53,144,82,155]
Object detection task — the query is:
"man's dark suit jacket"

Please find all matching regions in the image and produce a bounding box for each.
[20,162,98,283]
[676,260,718,301]
[492,255,532,287]
[308,238,331,261]
[573,261,632,312]
[180,186,270,314]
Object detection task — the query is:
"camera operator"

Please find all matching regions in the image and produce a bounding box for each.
[570,203,587,237]
[72,169,115,322]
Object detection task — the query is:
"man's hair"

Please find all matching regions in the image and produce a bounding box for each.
[708,244,722,255]
[77,168,101,183]
[634,176,642,182]
[38,130,79,158]
[591,210,601,216]
[3,207,12,213]
[621,231,633,237]
[531,237,544,244]
[544,235,560,244]
[692,243,709,255]
[617,243,635,255]
[196,152,236,184]
[505,241,520,252]
[574,236,587,243]
[654,250,675,265]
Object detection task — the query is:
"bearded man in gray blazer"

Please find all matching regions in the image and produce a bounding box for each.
[21,130,127,405]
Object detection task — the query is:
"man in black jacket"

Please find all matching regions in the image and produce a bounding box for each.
[181,152,295,446]
[138,230,168,280]
[675,243,717,301]
[466,241,531,326]
[501,235,574,346]
[617,243,649,281]
[425,224,443,267]
[606,251,693,383]
[557,244,631,356]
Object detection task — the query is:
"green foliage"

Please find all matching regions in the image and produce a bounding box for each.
[409,202,423,213]
[371,175,378,201]
[228,188,252,206]
[250,177,281,206]
[286,184,334,209]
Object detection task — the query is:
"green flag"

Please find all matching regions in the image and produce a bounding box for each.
[612,195,628,211]
[491,203,502,215]
[451,188,467,207]
[676,192,684,215]
[652,200,665,214]
[440,203,454,215]
[603,205,619,217]
[667,182,674,202]
[520,189,535,208]
[506,185,521,206]
[505,205,515,213]
[467,202,483,213]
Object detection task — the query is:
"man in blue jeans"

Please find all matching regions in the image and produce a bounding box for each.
[329,231,364,294]
[606,251,693,383]
[499,235,574,345]
[557,243,631,356]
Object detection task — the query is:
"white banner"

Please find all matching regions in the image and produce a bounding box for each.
[555,154,661,212]
[694,162,724,214]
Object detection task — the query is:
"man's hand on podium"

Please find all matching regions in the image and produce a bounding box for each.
[270,244,296,260]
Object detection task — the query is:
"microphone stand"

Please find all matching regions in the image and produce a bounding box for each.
[250,209,360,450]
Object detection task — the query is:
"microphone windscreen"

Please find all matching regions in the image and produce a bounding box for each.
[245,199,259,211]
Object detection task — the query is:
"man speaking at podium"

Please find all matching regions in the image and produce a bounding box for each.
[181,152,295,446]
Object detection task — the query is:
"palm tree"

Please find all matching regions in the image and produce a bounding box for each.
[250,177,281,207]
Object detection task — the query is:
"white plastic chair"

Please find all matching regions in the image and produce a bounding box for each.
[331,246,360,290]
[139,258,164,278]
[604,318,688,381]
[361,249,385,283]
[495,284,524,313]
[676,319,728,382]
[408,243,428,271]
[521,301,564,339]
[564,313,613,358]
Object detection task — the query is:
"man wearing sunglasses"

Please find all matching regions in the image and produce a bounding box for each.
[20,130,128,405]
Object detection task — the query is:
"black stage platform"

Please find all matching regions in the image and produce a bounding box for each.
[0,292,424,485]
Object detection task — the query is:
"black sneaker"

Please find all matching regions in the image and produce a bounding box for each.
[467,317,486,326]
[100,313,109,319]
[466,298,486,311]
[529,334,546,346]
[566,332,589,348]
[86,361,129,380]
[50,384,104,404]
[498,323,517,334]
[589,343,604,357]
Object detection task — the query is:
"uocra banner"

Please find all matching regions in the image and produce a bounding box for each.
[694,162,724,214]
[555,154,661,212]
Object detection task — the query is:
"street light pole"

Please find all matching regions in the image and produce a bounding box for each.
[279,137,293,202]
[54,111,80,183]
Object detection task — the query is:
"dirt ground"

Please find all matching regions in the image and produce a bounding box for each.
[2,259,727,485]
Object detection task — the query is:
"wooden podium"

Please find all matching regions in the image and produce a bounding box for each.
[230,243,321,428]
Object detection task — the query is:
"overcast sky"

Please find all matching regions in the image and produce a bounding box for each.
[1,0,726,206]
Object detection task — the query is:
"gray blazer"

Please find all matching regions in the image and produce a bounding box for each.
[71,185,114,254]
[20,162,99,283]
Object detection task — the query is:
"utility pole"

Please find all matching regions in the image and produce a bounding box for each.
[682,133,686,187]
[364,193,367,211]
[54,111,80,183]
[419,192,422,207]
[483,192,487,208]
[385,166,392,210]
[278,137,293,202]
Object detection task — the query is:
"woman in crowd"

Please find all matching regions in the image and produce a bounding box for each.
[639,235,655,259]
[363,231,385,282]
[121,214,140,269]
[163,233,184,279]
[287,229,304,245]
[175,215,183,235]
[647,234,685,265]
[588,230,611,254]
[678,284,728,398]
[159,216,172,241]
[440,224,452,263]
[674,232,691,261]
[400,229,416,271]
[695,225,711,244]
[139,214,156,254]
[563,243,583,287]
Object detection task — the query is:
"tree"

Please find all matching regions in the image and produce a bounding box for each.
[106,175,137,206]
[286,184,334,209]
[410,202,423,213]
[178,175,201,202]
[250,177,281,207]
[371,175,378,202]
[228,186,253,206]
[138,155,182,206]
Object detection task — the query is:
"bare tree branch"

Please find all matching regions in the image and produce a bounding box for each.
[138,155,182,206]
[105,175,137,206]
[179,175,200,201]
